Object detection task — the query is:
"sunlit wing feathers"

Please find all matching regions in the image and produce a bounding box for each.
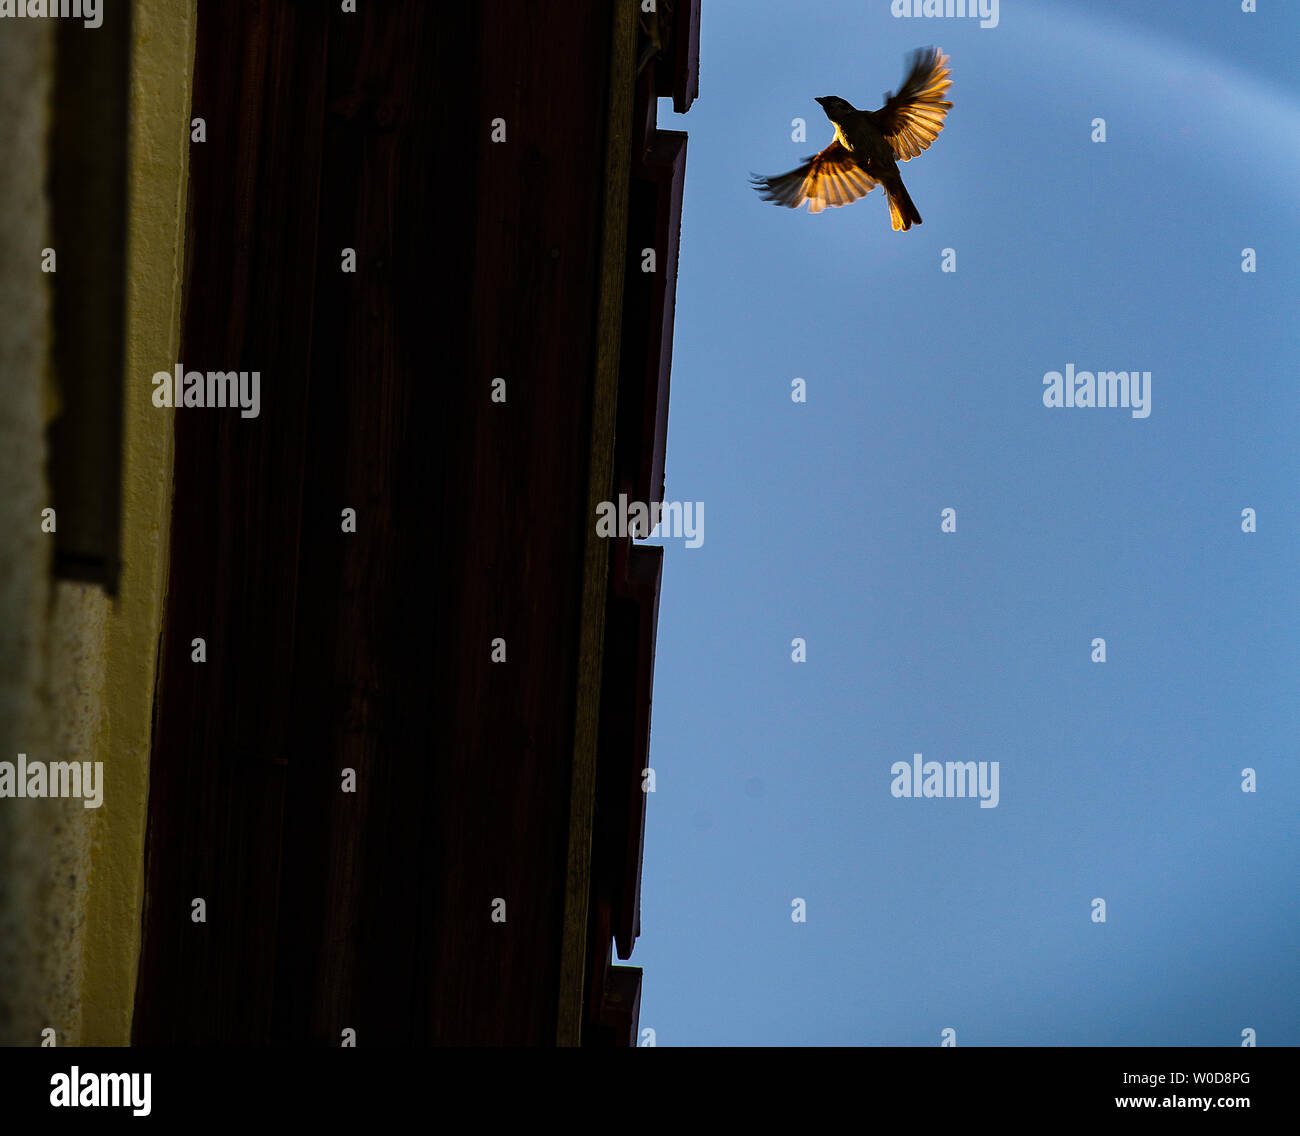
[871,46,952,162]
[749,140,879,214]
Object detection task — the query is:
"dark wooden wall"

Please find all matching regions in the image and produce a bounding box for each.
[133,0,615,1045]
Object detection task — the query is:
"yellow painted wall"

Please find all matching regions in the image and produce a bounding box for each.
[0,0,194,1046]
[80,0,196,1046]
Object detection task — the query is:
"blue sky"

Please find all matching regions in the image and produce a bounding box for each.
[635,0,1299,1046]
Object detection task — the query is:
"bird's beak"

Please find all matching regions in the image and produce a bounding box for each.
[814,97,828,106]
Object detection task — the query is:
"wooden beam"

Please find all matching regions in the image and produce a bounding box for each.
[556,0,638,1047]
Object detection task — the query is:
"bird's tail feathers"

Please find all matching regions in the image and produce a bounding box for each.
[886,179,922,231]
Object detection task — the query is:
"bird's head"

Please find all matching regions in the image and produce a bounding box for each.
[815,95,855,122]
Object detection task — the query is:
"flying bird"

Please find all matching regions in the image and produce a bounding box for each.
[751,47,952,230]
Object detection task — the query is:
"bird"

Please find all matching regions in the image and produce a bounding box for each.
[751,47,952,230]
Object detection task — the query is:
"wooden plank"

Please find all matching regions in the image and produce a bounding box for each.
[556,0,639,1047]
[137,0,623,1045]
[133,0,331,1044]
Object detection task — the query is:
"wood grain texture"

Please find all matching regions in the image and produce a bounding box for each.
[135,0,618,1045]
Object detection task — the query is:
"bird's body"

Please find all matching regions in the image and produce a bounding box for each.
[751,48,952,230]
[817,95,923,230]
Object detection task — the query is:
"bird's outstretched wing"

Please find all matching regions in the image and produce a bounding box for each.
[750,140,879,214]
[870,47,952,161]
